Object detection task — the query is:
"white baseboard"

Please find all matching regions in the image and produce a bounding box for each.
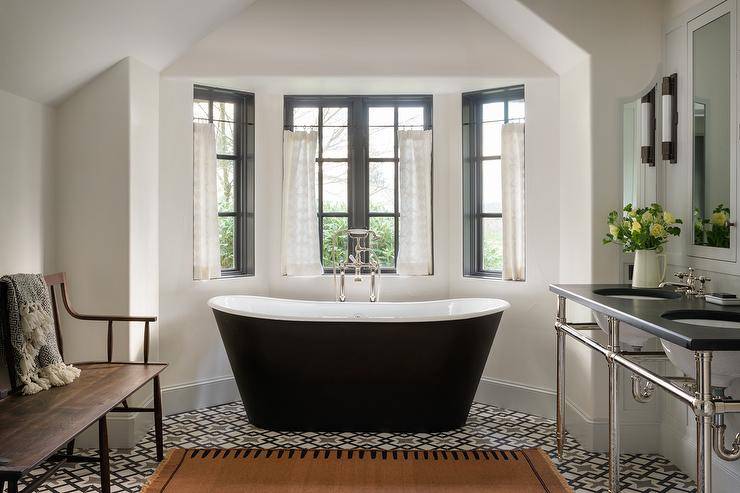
[161,375,239,416]
[74,376,239,449]
[74,397,154,449]
[474,376,660,453]
[78,375,665,454]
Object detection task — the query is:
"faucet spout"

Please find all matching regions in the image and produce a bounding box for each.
[658,281,689,290]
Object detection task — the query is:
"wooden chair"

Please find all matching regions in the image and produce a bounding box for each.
[0,273,168,493]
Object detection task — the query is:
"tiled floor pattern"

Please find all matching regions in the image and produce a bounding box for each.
[12,401,695,492]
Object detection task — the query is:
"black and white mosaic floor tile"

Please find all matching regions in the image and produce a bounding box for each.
[12,401,694,492]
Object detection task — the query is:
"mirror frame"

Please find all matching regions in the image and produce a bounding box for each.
[686,0,737,264]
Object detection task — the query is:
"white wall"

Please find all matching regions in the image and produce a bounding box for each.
[158,77,268,409]
[55,56,161,446]
[55,59,133,363]
[0,89,55,274]
[129,58,161,361]
[508,1,665,441]
[448,77,559,392]
[0,89,55,388]
[56,56,160,364]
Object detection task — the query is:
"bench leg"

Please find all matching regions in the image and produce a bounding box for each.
[7,480,18,493]
[154,375,164,461]
[66,438,75,457]
[98,416,111,493]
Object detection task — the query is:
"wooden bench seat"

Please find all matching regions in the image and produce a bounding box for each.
[0,362,166,477]
[0,273,167,493]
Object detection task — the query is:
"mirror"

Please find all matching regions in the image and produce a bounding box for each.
[692,11,731,248]
[622,85,657,209]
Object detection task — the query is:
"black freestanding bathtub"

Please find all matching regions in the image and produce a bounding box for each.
[209,296,509,432]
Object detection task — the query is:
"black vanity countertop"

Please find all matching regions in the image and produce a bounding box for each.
[549,284,740,351]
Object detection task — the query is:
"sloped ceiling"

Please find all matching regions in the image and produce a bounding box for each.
[462,0,588,75]
[0,0,255,105]
[163,0,554,79]
[0,0,570,105]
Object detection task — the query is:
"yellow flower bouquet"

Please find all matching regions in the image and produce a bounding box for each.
[603,203,682,253]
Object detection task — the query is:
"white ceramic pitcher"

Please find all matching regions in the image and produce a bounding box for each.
[632,249,667,288]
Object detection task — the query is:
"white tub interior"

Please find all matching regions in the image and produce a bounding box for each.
[208,296,510,323]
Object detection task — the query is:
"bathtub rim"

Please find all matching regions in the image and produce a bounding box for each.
[207,295,510,323]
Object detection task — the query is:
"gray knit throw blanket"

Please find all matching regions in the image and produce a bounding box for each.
[0,274,80,395]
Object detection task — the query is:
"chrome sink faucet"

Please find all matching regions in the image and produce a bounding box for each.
[659,267,711,296]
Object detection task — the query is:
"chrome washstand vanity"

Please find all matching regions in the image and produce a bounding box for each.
[550,279,740,493]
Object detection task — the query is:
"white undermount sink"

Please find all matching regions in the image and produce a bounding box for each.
[592,288,681,349]
[660,310,740,388]
[593,312,656,349]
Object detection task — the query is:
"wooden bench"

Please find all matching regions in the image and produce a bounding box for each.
[0,273,168,493]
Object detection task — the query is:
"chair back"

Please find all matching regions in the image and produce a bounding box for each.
[44,272,68,360]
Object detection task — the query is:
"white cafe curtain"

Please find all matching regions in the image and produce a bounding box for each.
[193,122,221,280]
[396,130,433,275]
[281,130,323,276]
[501,123,526,281]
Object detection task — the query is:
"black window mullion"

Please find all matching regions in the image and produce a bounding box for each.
[194,84,254,277]
[317,102,325,259]
[286,94,432,274]
[352,98,366,230]
[462,84,523,278]
[475,101,484,274]
[393,106,400,268]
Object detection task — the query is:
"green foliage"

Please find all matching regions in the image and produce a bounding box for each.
[217,162,235,270]
[322,216,348,267]
[694,204,730,248]
[482,222,503,271]
[603,203,682,253]
[321,201,396,269]
[219,217,234,269]
[369,217,395,268]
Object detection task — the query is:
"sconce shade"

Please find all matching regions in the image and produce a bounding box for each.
[661,94,672,139]
[641,101,651,147]
[661,73,678,163]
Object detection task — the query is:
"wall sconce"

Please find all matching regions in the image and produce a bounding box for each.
[661,73,678,163]
[640,87,656,166]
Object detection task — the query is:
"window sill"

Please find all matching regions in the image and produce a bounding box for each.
[462,273,526,282]
[194,273,255,281]
[280,273,435,278]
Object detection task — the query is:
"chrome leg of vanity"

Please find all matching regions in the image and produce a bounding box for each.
[607,316,621,493]
[696,351,713,493]
[556,296,567,459]
[553,310,732,493]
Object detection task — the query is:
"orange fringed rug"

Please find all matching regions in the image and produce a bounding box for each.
[141,448,573,492]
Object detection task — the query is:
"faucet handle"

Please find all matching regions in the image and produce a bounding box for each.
[696,275,711,296]
[676,267,697,280]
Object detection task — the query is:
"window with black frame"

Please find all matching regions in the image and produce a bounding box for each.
[284,95,432,272]
[462,85,525,278]
[193,85,255,277]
